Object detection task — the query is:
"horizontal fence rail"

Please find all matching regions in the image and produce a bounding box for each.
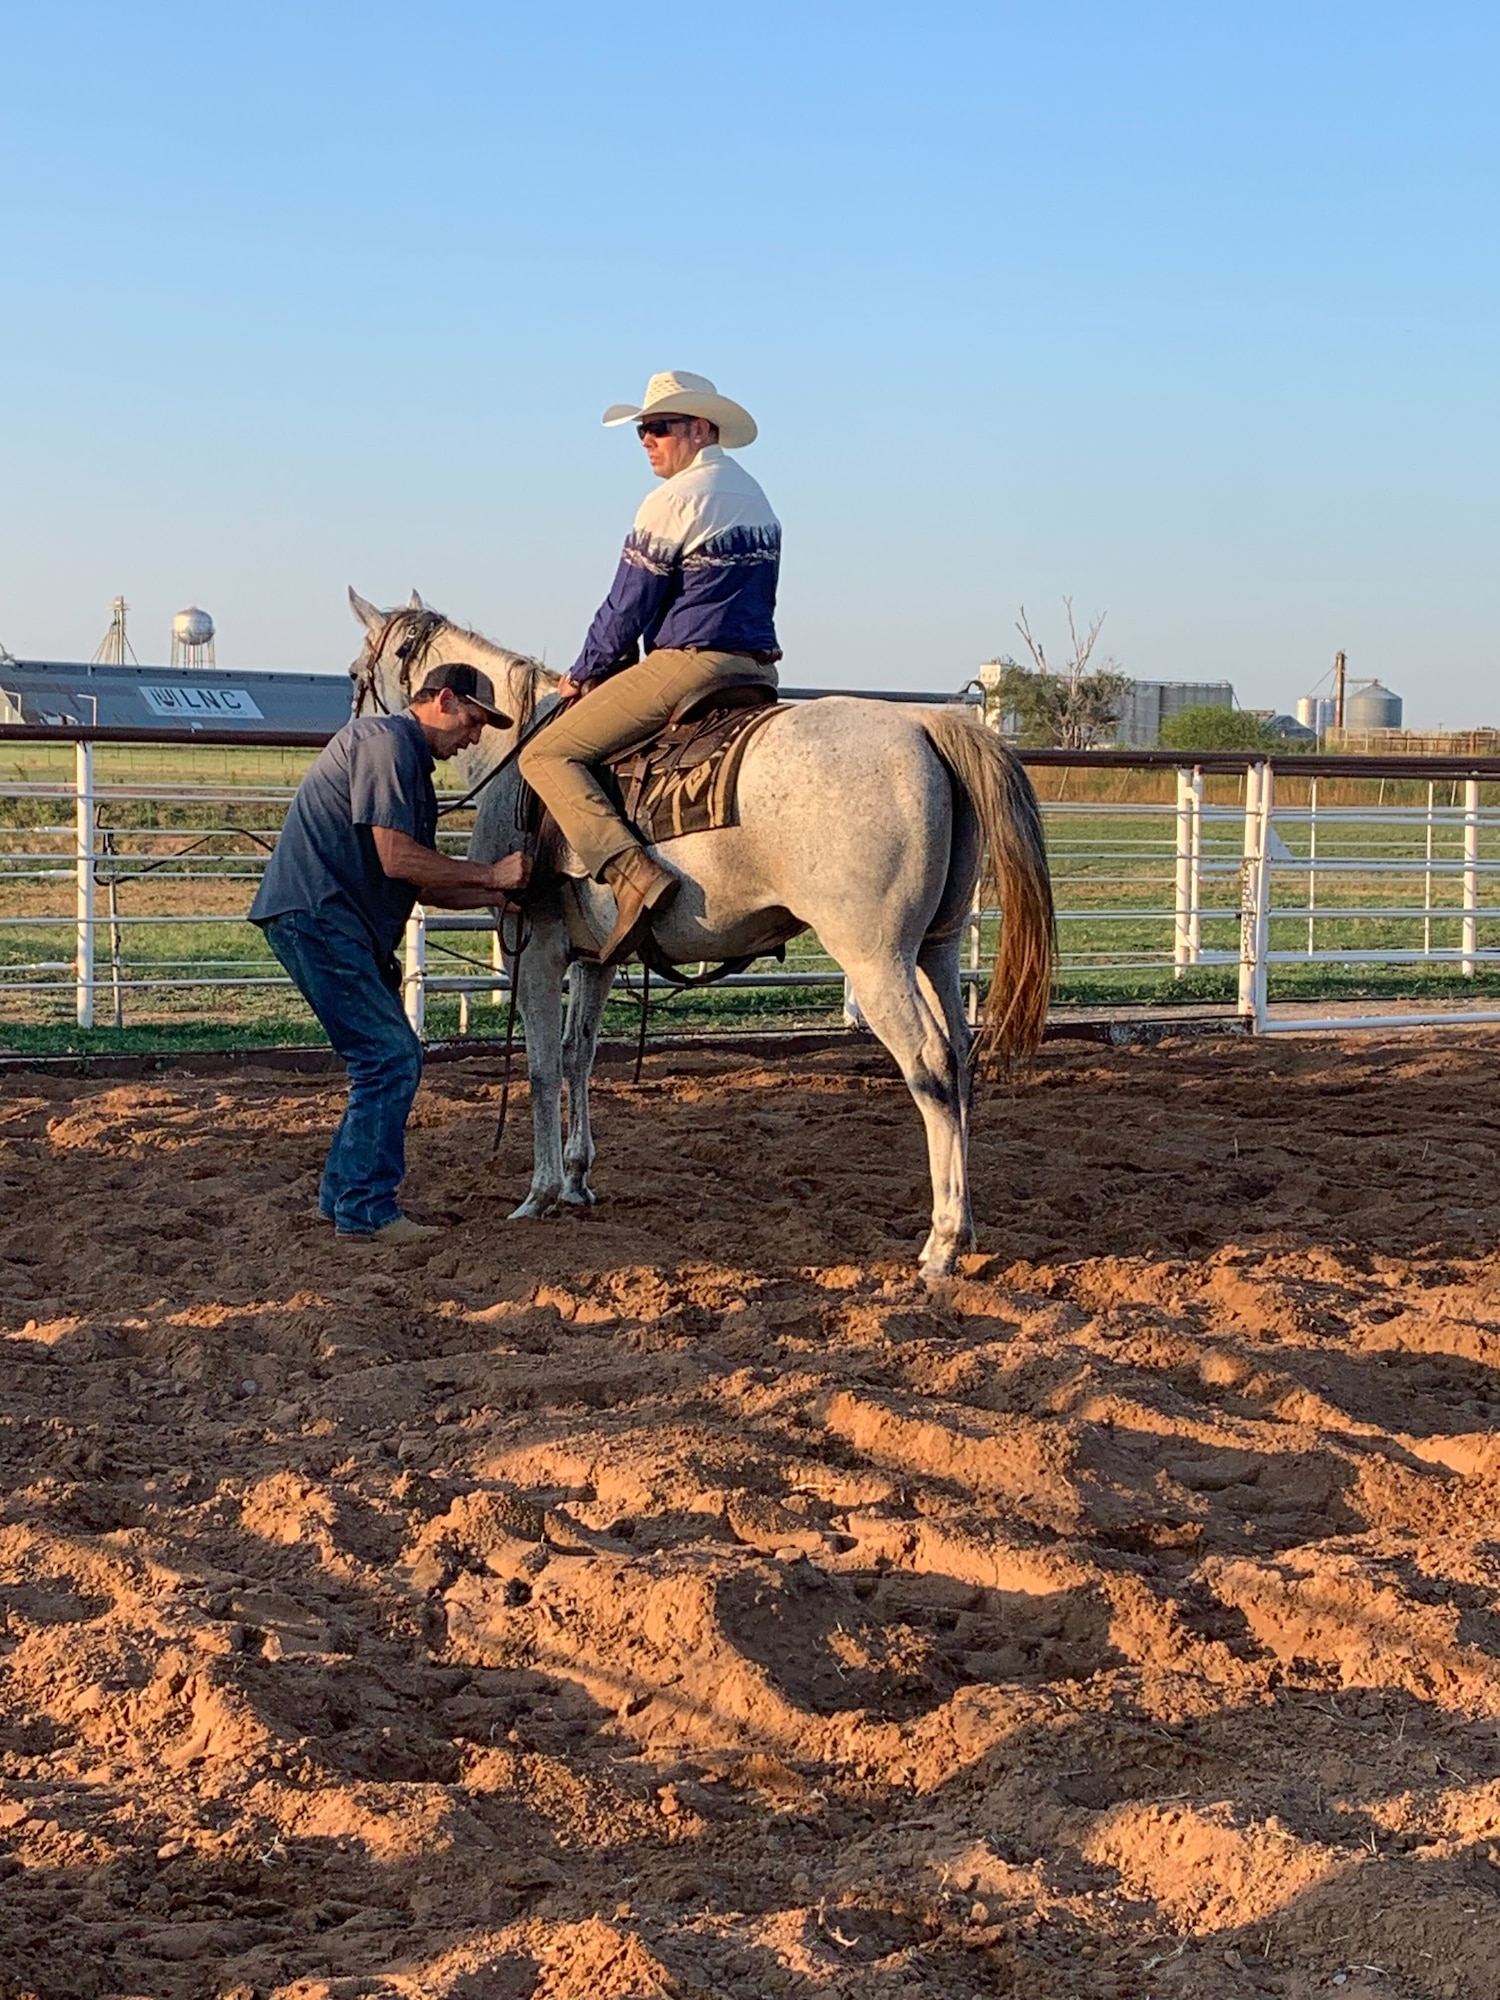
[7,713,1500,1041]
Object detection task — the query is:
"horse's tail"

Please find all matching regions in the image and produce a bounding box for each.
[922,711,1055,1069]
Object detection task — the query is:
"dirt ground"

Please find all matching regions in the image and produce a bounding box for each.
[3,1032,1500,2000]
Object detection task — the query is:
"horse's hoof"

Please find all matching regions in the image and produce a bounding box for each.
[919,1238,961,1282]
[508,1193,558,1221]
[558,1186,596,1209]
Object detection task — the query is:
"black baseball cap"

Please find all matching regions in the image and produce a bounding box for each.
[412,661,513,728]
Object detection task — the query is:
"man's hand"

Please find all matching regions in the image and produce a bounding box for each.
[555,675,584,702]
[486,853,531,898]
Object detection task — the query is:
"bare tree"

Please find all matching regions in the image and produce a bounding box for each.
[997,599,1129,750]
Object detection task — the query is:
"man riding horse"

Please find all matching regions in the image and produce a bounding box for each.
[518,370,781,964]
[339,361,1053,1275]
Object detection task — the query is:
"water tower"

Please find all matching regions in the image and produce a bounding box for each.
[171,607,216,668]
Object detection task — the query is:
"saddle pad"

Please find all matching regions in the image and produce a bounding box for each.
[617,701,784,847]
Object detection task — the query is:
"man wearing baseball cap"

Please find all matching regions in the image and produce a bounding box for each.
[251,663,529,1242]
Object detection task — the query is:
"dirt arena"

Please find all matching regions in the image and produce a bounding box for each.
[3,1032,1500,2000]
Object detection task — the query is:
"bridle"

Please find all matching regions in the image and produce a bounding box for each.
[350,608,452,718]
[349,604,551,816]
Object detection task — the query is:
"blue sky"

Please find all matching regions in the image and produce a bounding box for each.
[2,2,1495,721]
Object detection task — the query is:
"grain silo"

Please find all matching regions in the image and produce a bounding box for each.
[1346,681,1402,731]
[1296,696,1336,734]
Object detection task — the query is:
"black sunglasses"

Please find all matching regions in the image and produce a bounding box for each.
[636,415,696,439]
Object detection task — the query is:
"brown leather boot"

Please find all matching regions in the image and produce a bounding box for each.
[600,846,679,966]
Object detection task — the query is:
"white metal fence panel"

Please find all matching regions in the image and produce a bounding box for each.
[6,731,1500,1039]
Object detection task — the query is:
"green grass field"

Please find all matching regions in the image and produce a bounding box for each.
[5,745,1500,1056]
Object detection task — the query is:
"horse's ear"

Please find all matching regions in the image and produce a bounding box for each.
[348,587,381,631]
[408,589,426,611]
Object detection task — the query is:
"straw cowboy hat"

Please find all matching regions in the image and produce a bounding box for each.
[602,370,758,449]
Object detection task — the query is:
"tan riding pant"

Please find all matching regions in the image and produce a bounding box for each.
[518,648,778,878]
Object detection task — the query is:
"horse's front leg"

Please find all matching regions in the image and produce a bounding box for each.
[507,918,569,1220]
[560,957,615,1207]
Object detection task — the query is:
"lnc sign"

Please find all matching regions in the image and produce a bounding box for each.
[139,684,264,720]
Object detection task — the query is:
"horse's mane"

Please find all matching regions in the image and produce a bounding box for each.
[354,604,556,739]
[387,606,552,688]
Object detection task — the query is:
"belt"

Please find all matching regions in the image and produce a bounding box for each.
[666,646,782,667]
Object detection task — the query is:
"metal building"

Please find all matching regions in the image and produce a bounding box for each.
[0,659,353,731]
[1110,679,1238,747]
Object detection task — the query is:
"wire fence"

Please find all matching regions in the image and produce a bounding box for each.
[6,724,1500,1045]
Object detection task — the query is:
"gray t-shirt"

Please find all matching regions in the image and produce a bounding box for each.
[250,713,437,954]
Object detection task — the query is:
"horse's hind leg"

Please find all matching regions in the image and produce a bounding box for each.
[560,958,614,1207]
[917,782,981,1121]
[841,950,975,1278]
[917,932,975,1122]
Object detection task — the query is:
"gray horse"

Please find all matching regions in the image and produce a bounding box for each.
[349,591,1054,1278]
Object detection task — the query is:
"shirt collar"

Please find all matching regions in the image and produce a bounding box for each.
[668,444,725,482]
[396,708,436,771]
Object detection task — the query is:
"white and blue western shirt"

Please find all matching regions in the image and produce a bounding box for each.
[572,445,781,685]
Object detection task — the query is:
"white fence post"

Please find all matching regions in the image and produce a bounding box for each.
[1237,764,1259,1023]
[966,881,982,1025]
[1423,782,1435,959]
[1188,766,1203,963]
[1173,766,1204,974]
[1238,761,1272,1030]
[403,905,427,1031]
[1173,767,1192,976]
[1255,763,1274,1026]
[74,739,95,1029]
[1462,778,1480,977]
[1306,776,1318,958]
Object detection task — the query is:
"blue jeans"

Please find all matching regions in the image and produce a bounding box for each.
[261,911,423,1234]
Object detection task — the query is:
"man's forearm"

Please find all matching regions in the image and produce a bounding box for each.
[372,828,511,907]
[409,881,506,910]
